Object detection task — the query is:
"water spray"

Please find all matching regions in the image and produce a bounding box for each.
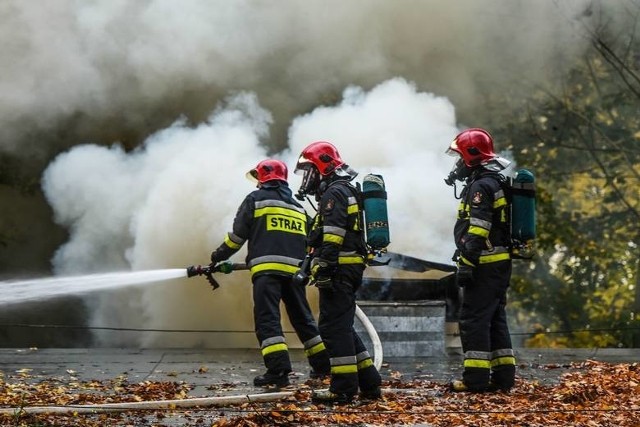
[0,269,187,306]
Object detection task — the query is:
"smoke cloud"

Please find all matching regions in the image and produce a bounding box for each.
[1,0,605,156]
[3,1,630,346]
[41,80,460,346]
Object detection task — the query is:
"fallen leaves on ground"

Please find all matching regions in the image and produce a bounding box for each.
[0,360,638,426]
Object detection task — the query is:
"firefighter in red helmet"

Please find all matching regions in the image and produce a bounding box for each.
[444,128,516,393]
[294,141,382,404]
[209,158,330,387]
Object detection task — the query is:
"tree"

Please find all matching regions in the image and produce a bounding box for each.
[495,10,640,347]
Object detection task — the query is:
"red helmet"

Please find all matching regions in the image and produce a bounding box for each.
[447,128,496,167]
[294,141,344,176]
[246,159,288,184]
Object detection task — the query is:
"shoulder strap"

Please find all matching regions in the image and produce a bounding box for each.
[332,180,367,242]
[340,180,364,209]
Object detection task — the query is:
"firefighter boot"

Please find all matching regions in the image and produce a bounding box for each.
[359,386,383,401]
[253,371,290,387]
[450,379,492,393]
[309,369,331,379]
[311,389,353,405]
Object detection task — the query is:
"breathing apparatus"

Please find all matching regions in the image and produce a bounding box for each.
[444,158,473,198]
[444,154,537,259]
[294,141,391,260]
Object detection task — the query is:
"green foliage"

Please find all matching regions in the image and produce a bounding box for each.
[496,21,640,347]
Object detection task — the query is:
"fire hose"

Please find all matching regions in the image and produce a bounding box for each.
[186,261,383,370]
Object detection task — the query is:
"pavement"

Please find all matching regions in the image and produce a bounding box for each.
[0,347,638,426]
[1,347,638,397]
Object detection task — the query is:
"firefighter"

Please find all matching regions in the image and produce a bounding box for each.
[294,141,382,404]
[209,159,330,387]
[444,128,516,393]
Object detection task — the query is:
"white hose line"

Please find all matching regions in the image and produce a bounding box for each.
[0,392,294,415]
[355,304,383,371]
[1,388,409,416]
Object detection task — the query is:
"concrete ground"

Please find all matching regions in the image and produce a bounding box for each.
[0,347,638,426]
[1,347,638,398]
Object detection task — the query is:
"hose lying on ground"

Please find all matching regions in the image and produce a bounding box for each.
[355,304,383,370]
[1,388,405,416]
[0,392,294,415]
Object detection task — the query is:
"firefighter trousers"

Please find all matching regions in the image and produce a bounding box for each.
[252,274,330,375]
[318,277,381,396]
[459,260,516,390]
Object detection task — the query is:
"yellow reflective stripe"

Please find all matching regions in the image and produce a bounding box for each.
[357,358,373,370]
[459,256,475,267]
[494,197,507,208]
[468,225,490,238]
[261,343,288,356]
[347,204,359,215]
[304,342,326,357]
[324,234,344,244]
[338,256,365,265]
[463,359,491,369]
[331,364,358,375]
[457,203,470,219]
[250,263,299,276]
[479,253,511,264]
[224,235,242,250]
[491,356,516,367]
[254,206,307,221]
[266,214,306,235]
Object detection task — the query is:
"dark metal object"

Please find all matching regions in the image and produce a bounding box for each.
[380,252,457,273]
[185,263,247,290]
[292,254,312,286]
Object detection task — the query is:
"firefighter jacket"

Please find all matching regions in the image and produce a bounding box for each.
[308,178,368,281]
[454,169,511,267]
[211,182,308,278]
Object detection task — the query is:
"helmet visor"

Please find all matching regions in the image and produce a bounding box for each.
[446,140,461,157]
[297,164,320,196]
[245,168,259,183]
[294,156,313,175]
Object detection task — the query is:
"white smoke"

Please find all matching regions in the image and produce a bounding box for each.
[42,79,459,347]
[43,92,272,346]
[0,0,607,153]
[287,78,458,261]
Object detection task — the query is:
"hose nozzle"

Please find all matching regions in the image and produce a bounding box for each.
[186,264,219,290]
[186,264,210,278]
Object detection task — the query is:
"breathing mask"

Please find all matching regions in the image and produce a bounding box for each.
[444,157,472,186]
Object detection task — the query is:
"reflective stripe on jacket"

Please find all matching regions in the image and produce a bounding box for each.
[308,179,367,273]
[454,171,511,266]
[213,182,307,278]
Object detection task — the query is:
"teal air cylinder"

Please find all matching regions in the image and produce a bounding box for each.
[362,174,390,250]
[511,169,536,242]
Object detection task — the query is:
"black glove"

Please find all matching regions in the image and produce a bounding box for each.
[310,258,336,289]
[210,249,223,264]
[314,275,335,290]
[456,264,474,287]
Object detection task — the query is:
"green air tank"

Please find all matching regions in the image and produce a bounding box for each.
[511,169,536,258]
[362,174,390,250]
